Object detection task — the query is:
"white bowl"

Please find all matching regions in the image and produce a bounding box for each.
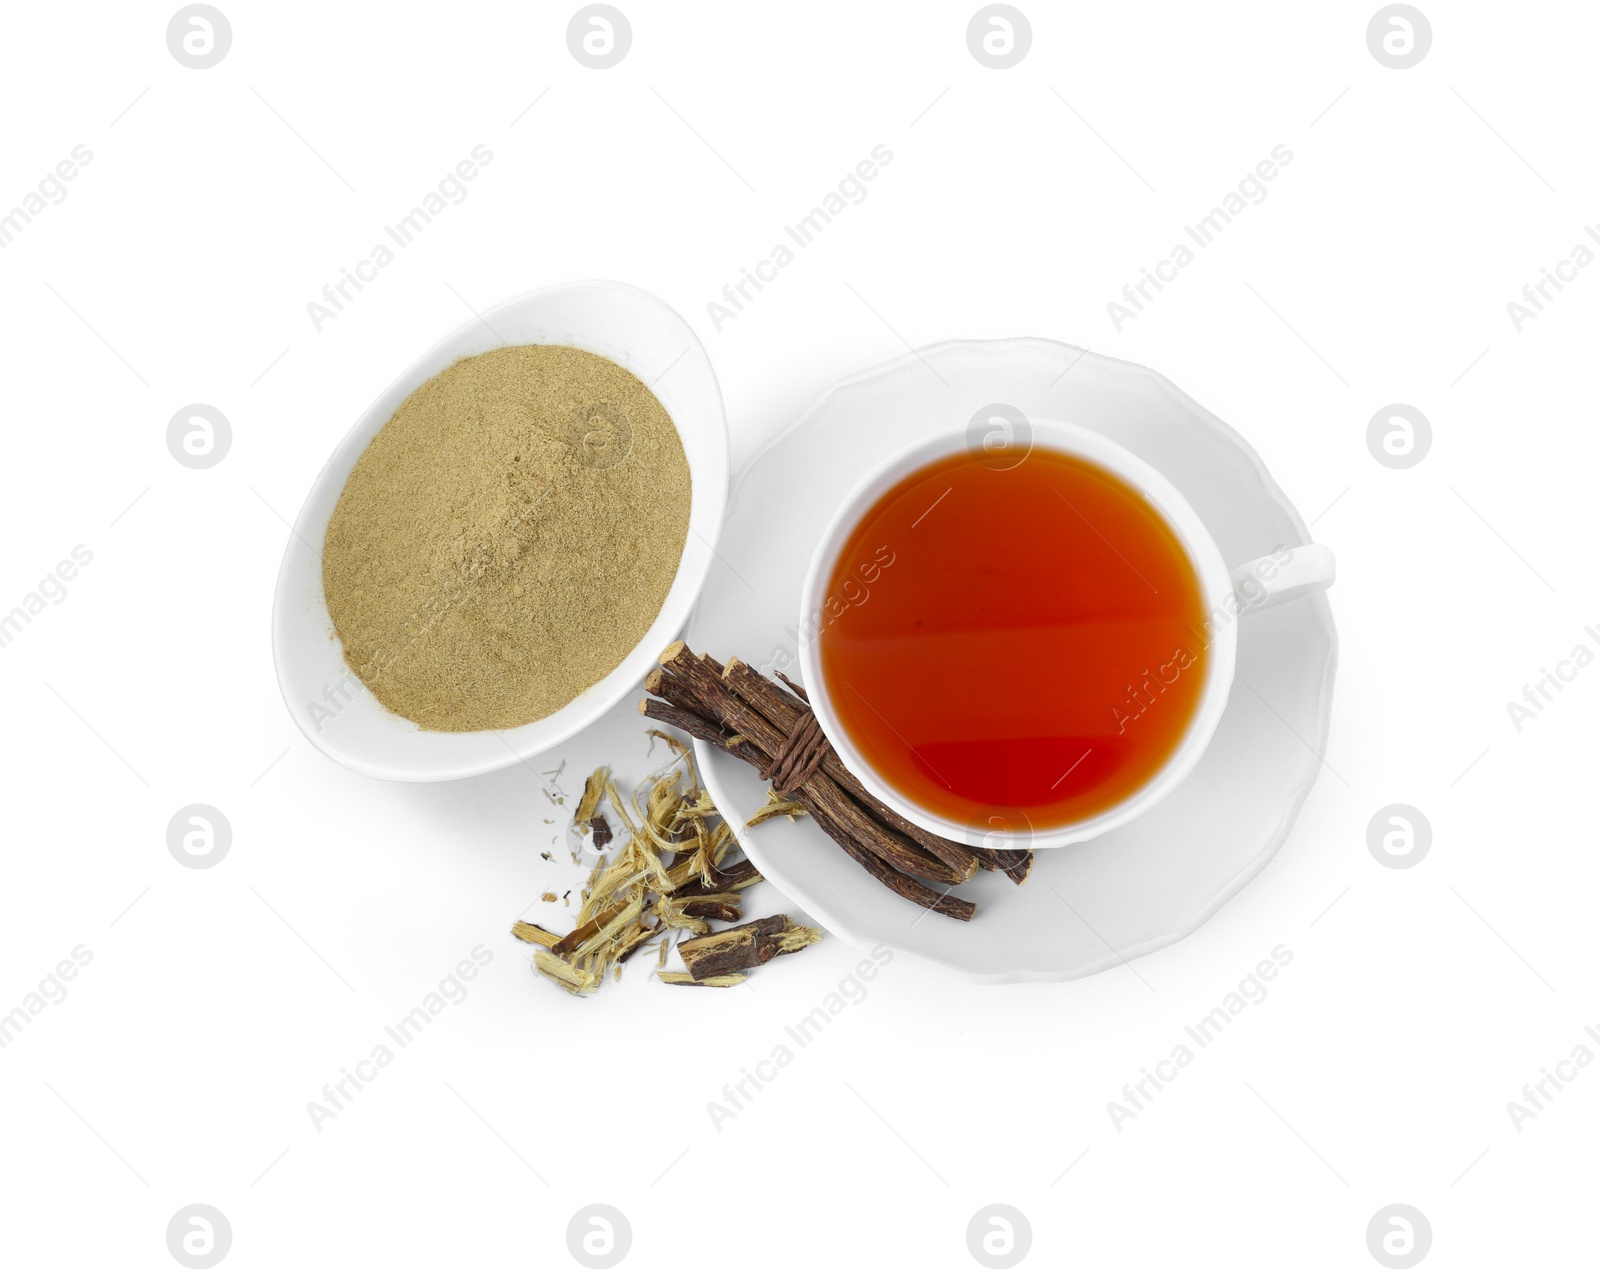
[271,281,728,781]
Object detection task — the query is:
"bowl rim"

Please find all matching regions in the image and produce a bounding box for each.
[269,279,728,781]
[795,416,1237,849]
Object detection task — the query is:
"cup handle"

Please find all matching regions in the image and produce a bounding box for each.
[1230,543,1336,612]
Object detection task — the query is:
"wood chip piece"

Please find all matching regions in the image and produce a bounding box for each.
[511,920,562,947]
[657,971,747,987]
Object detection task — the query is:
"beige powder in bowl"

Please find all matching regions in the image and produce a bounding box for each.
[322,344,691,732]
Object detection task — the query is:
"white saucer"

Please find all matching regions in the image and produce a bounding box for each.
[684,339,1337,983]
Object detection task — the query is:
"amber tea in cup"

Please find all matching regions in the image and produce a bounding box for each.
[816,445,1209,830]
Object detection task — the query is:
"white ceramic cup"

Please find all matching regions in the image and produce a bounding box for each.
[796,419,1335,850]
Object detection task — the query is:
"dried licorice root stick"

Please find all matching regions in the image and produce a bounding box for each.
[764,665,1036,883]
[638,697,977,921]
[723,660,1032,884]
[763,665,1028,884]
[676,914,821,981]
[979,835,1034,885]
[674,859,763,897]
[675,655,960,883]
[721,658,984,882]
[800,783,979,922]
[659,645,965,886]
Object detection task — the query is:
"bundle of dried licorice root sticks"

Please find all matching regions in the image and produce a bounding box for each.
[512,739,821,992]
[638,643,1032,922]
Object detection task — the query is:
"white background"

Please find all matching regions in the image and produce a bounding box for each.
[2,0,1595,1269]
